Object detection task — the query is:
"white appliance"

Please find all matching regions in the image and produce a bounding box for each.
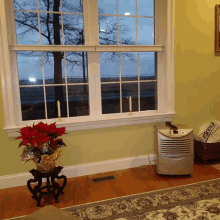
[155,123,194,175]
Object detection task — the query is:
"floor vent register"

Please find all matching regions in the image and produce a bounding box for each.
[92,175,116,183]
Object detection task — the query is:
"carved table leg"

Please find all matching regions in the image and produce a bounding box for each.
[53,166,67,194]
[56,174,67,194]
[50,167,67,202]
[27,175,43,206]
[51,175,61,203]
[27,167,67,206]
[46,176,51,193]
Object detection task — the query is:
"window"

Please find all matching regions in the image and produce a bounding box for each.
[0,0,175,138]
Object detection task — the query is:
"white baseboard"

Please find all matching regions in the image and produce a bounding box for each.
[0,154,156,189]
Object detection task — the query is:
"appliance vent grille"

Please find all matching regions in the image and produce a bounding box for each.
[159,139,192,155]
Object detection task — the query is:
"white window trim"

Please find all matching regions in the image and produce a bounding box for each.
[10,45,165,52]
[0,0,176,139]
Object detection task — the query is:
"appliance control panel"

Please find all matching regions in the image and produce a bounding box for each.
[158,128,193,138]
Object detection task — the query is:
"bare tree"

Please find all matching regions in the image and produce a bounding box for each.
[14,0,135,119]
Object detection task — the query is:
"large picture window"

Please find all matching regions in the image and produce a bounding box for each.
[0,0,175,137]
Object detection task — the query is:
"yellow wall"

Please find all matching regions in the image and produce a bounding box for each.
[1,0,220,176]
[173,0,220,132]
[0,110,154,176]
[0,71,154,176]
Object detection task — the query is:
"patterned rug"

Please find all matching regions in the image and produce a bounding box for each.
[5,178,220,220]
[212,164,220,171]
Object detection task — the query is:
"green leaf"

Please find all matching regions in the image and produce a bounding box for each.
[62,141,66,146]
[56,139,66,146]
[18,141,24,149]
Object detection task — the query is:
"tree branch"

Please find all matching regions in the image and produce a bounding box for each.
[15,17,50,42]
[46,0,52,45]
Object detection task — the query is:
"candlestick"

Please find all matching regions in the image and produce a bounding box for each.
[129,96,132,114]
[57,100,61,118]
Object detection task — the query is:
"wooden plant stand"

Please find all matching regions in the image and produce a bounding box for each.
[27,166,67,206]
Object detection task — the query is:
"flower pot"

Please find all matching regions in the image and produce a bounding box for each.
[35,146,63,173]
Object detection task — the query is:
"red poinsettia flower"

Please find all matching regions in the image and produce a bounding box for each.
[16,126,33,146]
[31,128,39,137]
[48,122,57,134]
[34,122,49,133]
[49,138,57,148]
[16,121,67,149]
[42,136,51,143]
[56,127,67,136]
[20,126,32,138]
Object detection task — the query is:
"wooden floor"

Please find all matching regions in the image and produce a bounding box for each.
[1,162,220,219]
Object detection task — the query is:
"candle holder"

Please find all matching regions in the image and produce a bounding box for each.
[57,116,62,122]
[128,96,132,115]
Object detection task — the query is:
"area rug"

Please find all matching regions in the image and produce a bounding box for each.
[212,164,220,171]
[4,178,220,220]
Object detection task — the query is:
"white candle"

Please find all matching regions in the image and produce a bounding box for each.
[129,96,132,112]
[57,100,61,117]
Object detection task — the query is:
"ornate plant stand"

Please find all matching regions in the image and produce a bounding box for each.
[27,166,67,206]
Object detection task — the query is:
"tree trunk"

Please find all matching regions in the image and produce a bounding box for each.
[53,0,66,117]
[82,51,87,93]
[79,0,87,94]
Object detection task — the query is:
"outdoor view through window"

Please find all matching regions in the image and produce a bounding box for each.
[14,0,156,121]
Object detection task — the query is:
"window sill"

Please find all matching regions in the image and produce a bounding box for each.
[4,111,176,139]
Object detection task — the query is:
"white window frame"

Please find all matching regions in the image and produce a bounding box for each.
[0,0,176,139]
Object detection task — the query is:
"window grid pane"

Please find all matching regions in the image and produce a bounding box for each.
[14,0,84,46]
[98,0,154,46]
[100,52,157,114]
[99,0,157,113]
[17,50,89,121]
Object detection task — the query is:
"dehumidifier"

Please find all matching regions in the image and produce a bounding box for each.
[155,123,194,175]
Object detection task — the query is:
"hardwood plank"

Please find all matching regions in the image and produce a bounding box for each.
[110,168,158,196]
[87,172,118,201]
[1,185,39,219]
[0,176,93,219]
[1,163,220,219]
[44,176,93,208]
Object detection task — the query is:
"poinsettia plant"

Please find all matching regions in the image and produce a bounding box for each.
[16,122,67,150]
